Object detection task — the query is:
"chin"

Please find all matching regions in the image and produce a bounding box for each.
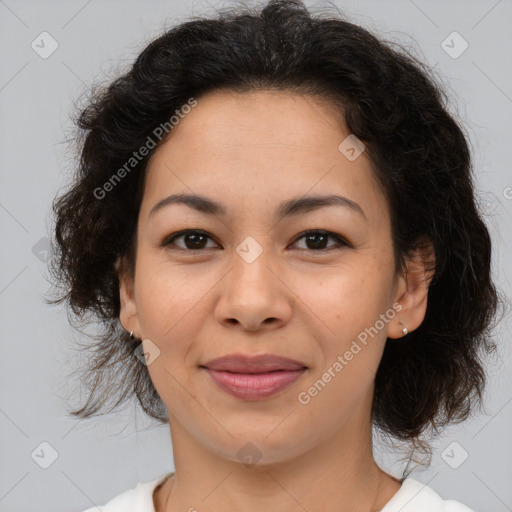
[203,426,313,467]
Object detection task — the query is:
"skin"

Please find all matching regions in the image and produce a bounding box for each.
[118,89,433,512]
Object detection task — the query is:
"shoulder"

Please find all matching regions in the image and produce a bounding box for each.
[80,473,173,512]
[380,478,474,512]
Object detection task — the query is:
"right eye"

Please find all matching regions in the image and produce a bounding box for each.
[161,230,219,251]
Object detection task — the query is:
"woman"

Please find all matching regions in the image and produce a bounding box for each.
[48,1,500,511]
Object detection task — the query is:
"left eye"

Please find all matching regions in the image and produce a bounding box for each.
[162,229,349,252]
[293,230,349,251]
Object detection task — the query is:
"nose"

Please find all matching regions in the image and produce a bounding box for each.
[214,245,293,332]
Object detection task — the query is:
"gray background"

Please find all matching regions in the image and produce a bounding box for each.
[1,0,511,511]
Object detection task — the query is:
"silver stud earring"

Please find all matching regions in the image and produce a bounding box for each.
[130,330,134,340]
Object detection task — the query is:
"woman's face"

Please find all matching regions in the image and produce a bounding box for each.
[119,89,416,464]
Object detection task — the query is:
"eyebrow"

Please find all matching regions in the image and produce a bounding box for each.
[149,192,366,221]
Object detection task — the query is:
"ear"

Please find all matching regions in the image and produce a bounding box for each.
[116,255,141,338]
[387,238,436,339]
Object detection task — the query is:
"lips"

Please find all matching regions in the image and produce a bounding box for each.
[200,354,307,400]
[202,354,307,373]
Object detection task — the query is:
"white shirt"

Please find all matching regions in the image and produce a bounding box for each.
[81,472,474,512]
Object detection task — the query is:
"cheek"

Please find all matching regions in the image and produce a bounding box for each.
[300,255,395,376]
[296,269,394,422]
[133,253,213,340]
[132,257,208,408]
[296,255,394,330]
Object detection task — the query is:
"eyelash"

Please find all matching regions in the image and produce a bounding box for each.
[161,229,350,253]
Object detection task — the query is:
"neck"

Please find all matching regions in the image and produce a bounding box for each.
[155,408,402,512]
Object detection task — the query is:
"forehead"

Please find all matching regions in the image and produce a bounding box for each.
[153,89,348,162]
[140,89,388,227]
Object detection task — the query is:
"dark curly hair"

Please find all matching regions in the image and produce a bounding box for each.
[47,0,501,468]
